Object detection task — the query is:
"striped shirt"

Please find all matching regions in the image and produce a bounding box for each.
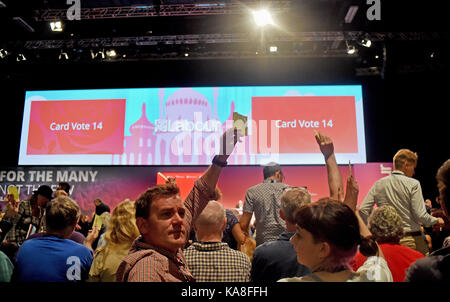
[116,177,215,282]
[184,242,251,282]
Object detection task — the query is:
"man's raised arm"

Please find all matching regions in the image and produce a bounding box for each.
[201,128,243,192]
[315,131,344,201]
[184,128,243,222]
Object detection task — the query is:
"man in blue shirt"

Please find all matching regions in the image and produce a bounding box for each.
[251,187,312,281]
[14,196,97,282]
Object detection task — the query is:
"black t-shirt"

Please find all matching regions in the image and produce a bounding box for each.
[95,203,110,216]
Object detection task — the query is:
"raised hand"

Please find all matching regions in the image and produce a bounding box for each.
[4,193,19,218]
[344,175,359,212]
[315,131,334,159]
[219,127,243,156]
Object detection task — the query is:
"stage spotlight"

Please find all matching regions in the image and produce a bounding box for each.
[16,53,26,62]
[361,39,372,48]
[375,55,379,59]
[184,53,189,57]
[347,45,356,55]
[106,49,117,57]
[0,48,8,59]
[50,21,63,32]
[252,9,274,26]
[269,46,278,53]
[59,51,69,60]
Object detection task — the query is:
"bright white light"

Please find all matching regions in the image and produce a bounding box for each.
[347,46,356,55]
[184,53,189,57]
[269,46,277,53]
[59,52,69,60]
[50,21,63,32]
[252,9,274,26]
[0,48,7,58]
[361,39,371,47]
[106,49,117,57]
[16,54,26,61]
[375,55,379,59]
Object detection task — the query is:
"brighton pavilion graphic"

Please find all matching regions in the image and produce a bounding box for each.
[116,87,252,165]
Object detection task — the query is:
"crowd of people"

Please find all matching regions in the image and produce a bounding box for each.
[0,128,449,282]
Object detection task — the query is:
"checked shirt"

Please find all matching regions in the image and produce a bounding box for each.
[243,179,288,246]
[3,199,43,246]
[116,176,216,282]
[184,242,251,282]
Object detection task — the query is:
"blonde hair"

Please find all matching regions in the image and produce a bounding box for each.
[100,212,111,230]
[281,187,311,223]
[103,199,140,248]
[368,206,404,244]
[393,149,418,170]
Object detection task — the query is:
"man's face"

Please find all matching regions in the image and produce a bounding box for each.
[140,195,187,253]
[94,200,101,207]
[37,194,49,208]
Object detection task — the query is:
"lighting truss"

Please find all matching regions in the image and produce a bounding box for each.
[21,31,449,50]
[33,1,292,21]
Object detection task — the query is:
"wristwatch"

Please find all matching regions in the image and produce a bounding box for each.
[212,155,228,167]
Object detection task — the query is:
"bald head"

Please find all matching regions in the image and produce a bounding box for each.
[194,201,226,240]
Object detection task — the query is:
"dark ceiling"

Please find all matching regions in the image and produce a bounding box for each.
[0,0,448,72]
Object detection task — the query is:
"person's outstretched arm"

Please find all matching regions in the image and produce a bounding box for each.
[315,131,344,201]
[201,128,243,192]
[185,128,243,225]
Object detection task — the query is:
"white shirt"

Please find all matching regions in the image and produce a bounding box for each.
[359,170,438,232]
[277,256,393,282]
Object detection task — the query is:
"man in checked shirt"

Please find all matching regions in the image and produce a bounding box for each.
[116,128,242,282]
